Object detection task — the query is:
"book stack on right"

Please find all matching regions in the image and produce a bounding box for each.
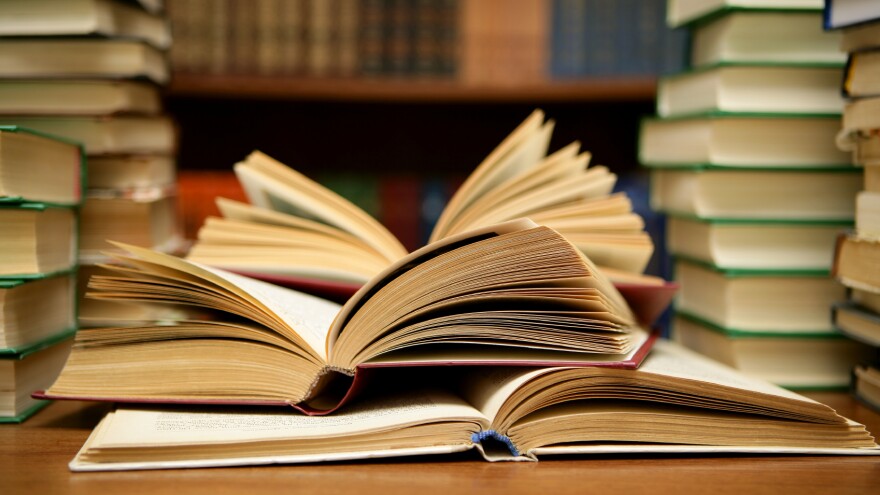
[825,0,880,410]
[640,0,874,390]
[0,0,184,324]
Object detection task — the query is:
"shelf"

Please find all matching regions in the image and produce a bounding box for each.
[166,74,659,103]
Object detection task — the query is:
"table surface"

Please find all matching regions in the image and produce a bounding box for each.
[2,393,880,495]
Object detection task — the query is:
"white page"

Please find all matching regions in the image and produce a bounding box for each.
[89,390,487,447]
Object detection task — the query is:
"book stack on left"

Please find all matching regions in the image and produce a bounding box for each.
[0,127,83,423]
[824,0,880,411]
[0,0,183,324]
[641,0,874,390]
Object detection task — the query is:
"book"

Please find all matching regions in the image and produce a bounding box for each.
[656,65,845,117]
[0,116,177,155]
[839,116,880,167]
[65,339,879,471]
[0,0,172,49]
[856,190,880,238]
[0,203,77,277]
[0,272,76,351]
[41,219,657,414]
[853,135,880,167]
[0,39,169,84]
[839,18,880,52]
[188,110,657,287]
[0,334,73,422]
[666,0,824,27]
[674,259,845,333]
[854,364,880,412]
[666,216,848,270]
[690,10,844,67]
[0,126,84,206]
[833,232,880,293]
[86,154,176,191]
[639,115,851,168]
[852,286,880,313]
[78,193,182,262]
[843,50,880,98]
[0,80,162,116]
[824,0,880,29]
[842,96,880,133]
[833,301,880,346]
[75,264,203,328]
[649,167,862,220]
[672,313,873,389]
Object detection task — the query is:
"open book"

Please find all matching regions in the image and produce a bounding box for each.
[184,110,661,301]
[41,219,654,414]
[67,340,878,471]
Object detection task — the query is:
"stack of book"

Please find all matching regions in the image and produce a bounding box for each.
[0,127,83,422]
[825,0,880,410]
[640,0,873,390]
[0,0,183,324]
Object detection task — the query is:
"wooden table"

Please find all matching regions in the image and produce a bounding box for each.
[2,393,879,495]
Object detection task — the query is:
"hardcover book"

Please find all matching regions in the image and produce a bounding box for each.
[66,339,879,471]
[41,219,658,414]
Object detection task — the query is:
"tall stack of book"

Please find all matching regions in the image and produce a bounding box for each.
[640,0,874,390]
[0,0,183,324]
[825,0,880,410]
[0,127,83,422]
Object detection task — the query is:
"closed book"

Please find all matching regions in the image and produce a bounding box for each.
[640,114,851,168]
[0,0,171,49]
[0,333,73,422]
[649,167,861,220]
[0,203,77,278]
[0,126,84,206]
[674,258,844,333]
[0,79,162,116]
[0,38,169,84]
[0,273,76,352]
[667,0,823,27]
[665,216,848,271]
[672,312,873,390]
[690,10,844,67]
[0,115,177,155]
[656,64,845,117]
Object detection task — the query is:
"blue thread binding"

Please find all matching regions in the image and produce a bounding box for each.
[471,430,520,457]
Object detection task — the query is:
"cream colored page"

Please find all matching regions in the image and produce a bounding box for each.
[460,367,555,424]
[642,339,823,403]
[196,264,340,360]
[90,391,488,447]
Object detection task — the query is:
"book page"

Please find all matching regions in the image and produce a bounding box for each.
[108,243,340,360]
[640,339,826,403]
[86,390,487,447]
[197,265,341,360]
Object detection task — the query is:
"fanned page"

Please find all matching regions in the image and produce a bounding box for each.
[69,389,489,471]
[430,109,553,241]
[234,151,408,263]
[187,199,391,284]
[106,242,340,360]
[326,219,642,369]
[459,339,877,459]
[187,110,663,312]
